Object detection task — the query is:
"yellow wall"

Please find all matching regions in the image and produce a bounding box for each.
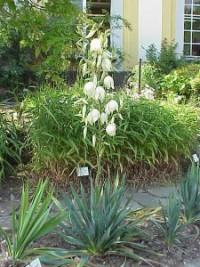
[123,0,139,69]
[162,0,176,41]
[123,0,177,69]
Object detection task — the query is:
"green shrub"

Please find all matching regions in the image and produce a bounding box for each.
[161,63,200,98]
[0,0,80,90]
[191,71,200,94]
[145,39,183,74]
[0,113,22,182]
[131,63,163,92]
[24,86,199,181]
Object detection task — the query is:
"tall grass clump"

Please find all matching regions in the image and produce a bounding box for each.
[0,112,22,182]
[114,94,199,166]
[24,86,199,183]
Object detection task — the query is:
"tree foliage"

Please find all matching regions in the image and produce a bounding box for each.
[0,0,80,90]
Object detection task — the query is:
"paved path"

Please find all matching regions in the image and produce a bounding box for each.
[0,185,179,229]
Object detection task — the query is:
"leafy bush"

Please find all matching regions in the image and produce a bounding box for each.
[131,64,163,92]
[0,180,63,266]
[191,70,200,94]
[145,39,183,74]
[24,86,199,181]
[153,195,183,248]
[59,178,148,262]
[161,63,200,98]
[0,0,80,90]
[129,40,184,93]
[180,164,200,223]
[0,113,22,182]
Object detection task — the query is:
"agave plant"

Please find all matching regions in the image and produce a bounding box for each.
[180,163,200,223]
[153,194,183,248]
[58,178,153,264]
[0,180,63,266]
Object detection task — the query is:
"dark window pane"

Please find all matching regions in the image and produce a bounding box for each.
[194,0,200,4]
[185,0,192,4]
[184,19,191,30]
[193,6,200,15]
[87,0,111,14]
[193,17,200,30]
[192,44,200,56]
[192,31,200,43]
[185,5,192,14]
[184,44,191,55]
[184,31,191,42]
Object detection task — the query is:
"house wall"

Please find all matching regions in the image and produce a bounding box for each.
[123,0,182,69]
[162,0,176,41]
[123,0,139,69]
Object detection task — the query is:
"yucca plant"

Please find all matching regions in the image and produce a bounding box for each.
[153,194,183,248]
[180,163,200,223]
[58,178,153,264]
[0,180,63,266]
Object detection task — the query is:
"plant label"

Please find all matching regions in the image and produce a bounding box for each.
[26,258,42,267]
[193,154,199,163]
[77,166,89,177]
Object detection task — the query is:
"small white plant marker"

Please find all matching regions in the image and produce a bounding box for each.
[26,258,42,267]
[192,154,199,163]
[77,166,89,177]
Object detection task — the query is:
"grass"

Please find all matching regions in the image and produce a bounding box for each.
[23,86,199,183]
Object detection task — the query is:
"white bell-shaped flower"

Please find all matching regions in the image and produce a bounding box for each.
[102,58,112,72]
[90,38,102,53]
[95,86,105,101]
[106,122,116,137]
[100,112,107,124]
[84,82,96,98]
[86,109,100,125]
[105,100,119,114]
[104,76,114,89]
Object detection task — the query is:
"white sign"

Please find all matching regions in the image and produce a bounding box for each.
[193,154,199,163]
[26,258,42,267]
[77,166,89,177]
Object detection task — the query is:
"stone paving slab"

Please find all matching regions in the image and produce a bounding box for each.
[132,192,169,208]
[147,185,178,198]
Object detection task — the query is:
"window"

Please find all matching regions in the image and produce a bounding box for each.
[71,0,111,15]
[184,0,200,57]
[86,0,111,15]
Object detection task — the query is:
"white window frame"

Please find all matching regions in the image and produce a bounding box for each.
[184,0,200,57]
[82,1,123,52]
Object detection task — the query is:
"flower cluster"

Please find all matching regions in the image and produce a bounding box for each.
[126,86,155,101]
[79,30,121,141]
[84,77,119,138]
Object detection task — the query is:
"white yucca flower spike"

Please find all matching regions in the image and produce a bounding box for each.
[84,82,96,98]
[106,122,116,137]
[100,112,107,124]
[86,109,100,125]
[90,38,102,53]
[95,86,105,101]
[104,75,114,89]
[105,100,119,114]
[102,58,112,72]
